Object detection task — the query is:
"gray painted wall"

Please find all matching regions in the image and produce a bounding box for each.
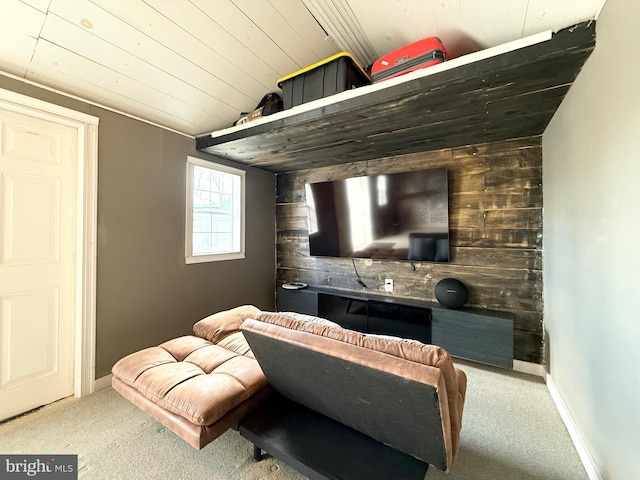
[542,0,640,478]
[0,74,276,379]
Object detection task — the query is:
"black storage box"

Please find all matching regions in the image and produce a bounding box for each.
[277,52,370,110]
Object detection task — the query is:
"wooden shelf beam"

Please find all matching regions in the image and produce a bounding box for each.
[196,22,596,173]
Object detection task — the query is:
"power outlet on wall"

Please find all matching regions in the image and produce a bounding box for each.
[385,278,393,293]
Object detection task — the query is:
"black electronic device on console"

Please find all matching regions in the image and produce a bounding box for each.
[434,278,468,309]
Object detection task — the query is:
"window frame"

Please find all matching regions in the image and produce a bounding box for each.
[185,156,246,263]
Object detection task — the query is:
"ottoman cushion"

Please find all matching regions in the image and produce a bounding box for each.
[112,335,267,427]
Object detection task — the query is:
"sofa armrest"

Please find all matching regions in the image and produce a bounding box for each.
[193,305,261,343]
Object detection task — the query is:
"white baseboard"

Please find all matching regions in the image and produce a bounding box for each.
[546,374,601,480]
[94,374,113,392]
[513,359,546,377]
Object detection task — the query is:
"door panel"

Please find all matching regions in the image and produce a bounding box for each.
[1,118,62,165]
[1,288,59,389]
[2,173,60,265]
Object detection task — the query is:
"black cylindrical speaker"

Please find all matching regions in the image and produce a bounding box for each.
[435,278,468,309]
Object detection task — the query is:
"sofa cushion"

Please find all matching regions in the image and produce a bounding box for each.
[215,331,255,358]
[193,304,262,343]
[111,335,267,426]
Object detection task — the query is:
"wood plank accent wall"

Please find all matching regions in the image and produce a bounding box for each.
[276,136,544,364]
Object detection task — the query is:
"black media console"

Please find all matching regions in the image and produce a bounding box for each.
[277,286,514,369]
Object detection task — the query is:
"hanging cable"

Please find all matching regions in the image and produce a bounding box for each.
[351,258,368,288]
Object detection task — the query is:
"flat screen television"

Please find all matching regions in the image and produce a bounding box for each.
[305,167,450,262]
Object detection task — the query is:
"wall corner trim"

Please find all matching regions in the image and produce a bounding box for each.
[546,374,602,480]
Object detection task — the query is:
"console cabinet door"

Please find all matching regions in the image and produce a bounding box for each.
[368,301,431,344]
[317,294,368,333]
[431,308,513,368]
[276,287,318,315]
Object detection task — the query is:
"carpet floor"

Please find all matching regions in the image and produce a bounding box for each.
[0,360,588,479]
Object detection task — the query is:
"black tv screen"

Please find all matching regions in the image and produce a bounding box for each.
[305,167,450,262]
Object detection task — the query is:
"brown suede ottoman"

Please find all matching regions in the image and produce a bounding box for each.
[111,305,271,449]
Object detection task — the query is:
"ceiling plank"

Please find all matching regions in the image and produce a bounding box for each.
[27,39,212,133]
[51,0,258,114]
[230,0,333,70]
[143,0,282,91]
[39,11,236,124]
[522,0,602,36]
[0,0,45,77]
[0,0,46,37]
[88,0,276,125]
[521,0,573,37]
[346,0,440,60]
[0,30,37,77]
[301,0,378,65]
[432,0,530,58]
[268,0,338,61]
[72,1,263,108]
[19,0,50,13]
[190,0,322,79]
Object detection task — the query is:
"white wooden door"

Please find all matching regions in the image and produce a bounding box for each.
[0,107,78,421]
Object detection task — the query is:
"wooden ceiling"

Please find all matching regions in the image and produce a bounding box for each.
[196,22,596,172]
[0,0,604,137]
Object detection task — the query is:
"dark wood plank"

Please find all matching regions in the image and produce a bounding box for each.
[276,265,541,313]
[513,329,544,364]
[451,228,542,249]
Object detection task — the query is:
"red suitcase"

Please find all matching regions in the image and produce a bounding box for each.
[371,36,448,83]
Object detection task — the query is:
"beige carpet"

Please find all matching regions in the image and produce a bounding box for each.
[0,360,588,479]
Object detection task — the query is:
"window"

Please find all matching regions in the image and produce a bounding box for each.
[186,156,245,263]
